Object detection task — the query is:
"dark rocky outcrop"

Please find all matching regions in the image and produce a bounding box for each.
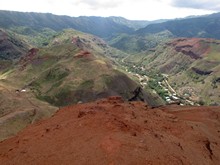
[192,67,213,75]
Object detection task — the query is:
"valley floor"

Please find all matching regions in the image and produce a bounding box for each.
[120,60,201,106]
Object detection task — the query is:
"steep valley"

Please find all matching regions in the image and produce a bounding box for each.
[124,38,220,105]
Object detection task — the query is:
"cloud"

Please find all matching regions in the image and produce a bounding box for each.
[0,0,217,20]
[72,0,124,10]
[170,0,220,11]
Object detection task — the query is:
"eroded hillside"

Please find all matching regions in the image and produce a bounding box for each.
[0,29,164,141]
[4,29,163,106]
[124,38,220,105]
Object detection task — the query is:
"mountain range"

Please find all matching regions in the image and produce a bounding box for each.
[137,12,220,39]
[109,12,220,53]
[1,10,220,53]
[0,10,150,39]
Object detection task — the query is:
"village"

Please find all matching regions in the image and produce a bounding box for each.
[122,62,198,106]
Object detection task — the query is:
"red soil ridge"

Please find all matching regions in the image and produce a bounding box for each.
[74,50,92,58]
[167,38,217,59]
[19,48,39,70]
[72,36,84,48]
[0,96,220,165]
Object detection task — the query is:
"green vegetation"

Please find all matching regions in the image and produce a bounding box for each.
[0,28,163,107]
[78,80,94,89]
[2,10,220,107]
[212,76,219,89]
[186,70,206,83]
[45,67,69,82]
[137,13,220,39]
[9,27,58,47]
[0,10,134,39]
[108,31,172,53]
[148,79,169,100]
[123,37,220,105]
[0,29,29,60]
[101,74,112,85]
[207,44,220,61]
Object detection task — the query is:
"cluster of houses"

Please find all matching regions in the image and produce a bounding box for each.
[158,81,180,103]
[165,94,180,104]
[124,64,197,106]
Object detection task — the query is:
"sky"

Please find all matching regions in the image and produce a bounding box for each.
[0,0,219,20]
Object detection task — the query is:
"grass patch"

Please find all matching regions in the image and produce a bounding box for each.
[78,80,94,89]
[101,74,113,85]
[45,67,69,82]
[148,79,169,100]
[186,69,206,83]
[207,44,220,61]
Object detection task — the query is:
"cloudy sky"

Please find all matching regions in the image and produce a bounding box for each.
[0,0,219,20]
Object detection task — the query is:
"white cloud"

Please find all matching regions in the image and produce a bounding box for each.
[72,0,123,9]
[170,0,220,10]
[0,0,217,20]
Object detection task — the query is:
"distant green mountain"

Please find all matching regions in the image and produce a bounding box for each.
[107,12,220,53]
[0,10,171,55]
[108,16,167,30]
[2,10,220,54]
[0,10,138,39]
[137,12,220,39]
[108,30,173,53]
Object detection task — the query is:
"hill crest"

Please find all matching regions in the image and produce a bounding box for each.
[0,96,220,164]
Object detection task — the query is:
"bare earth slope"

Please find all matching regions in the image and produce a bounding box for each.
[0,97,220,165]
